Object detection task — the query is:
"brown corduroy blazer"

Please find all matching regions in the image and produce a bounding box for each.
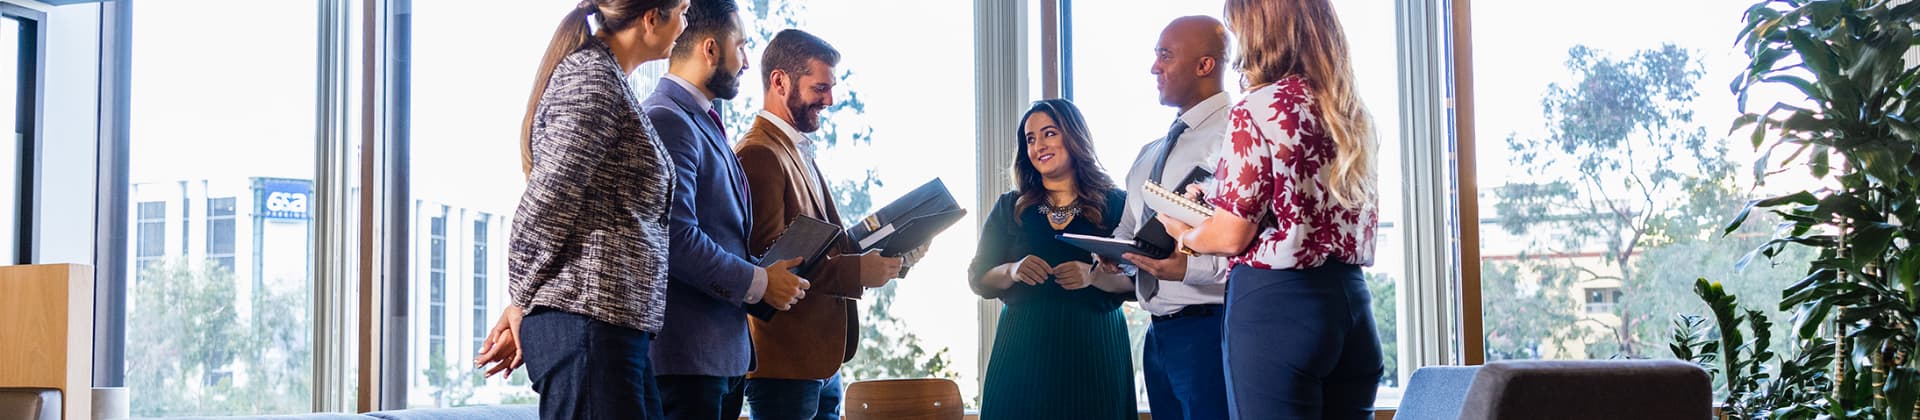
[734,114,870,380]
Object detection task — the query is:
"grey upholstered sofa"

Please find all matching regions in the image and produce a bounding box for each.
[0,388,60,420]
[1396,359,1713,420]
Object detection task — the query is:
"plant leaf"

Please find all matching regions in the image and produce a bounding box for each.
[1726,191,1819,236]
[1810,145,1830,178]
[1847,222,1898,270]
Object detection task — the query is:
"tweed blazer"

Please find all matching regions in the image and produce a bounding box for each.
[508,39,673,333]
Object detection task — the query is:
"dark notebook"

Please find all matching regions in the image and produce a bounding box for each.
[746,215,843,321]
[1131,166,1214,256]
[847,178,968,257]
[757,215,842,274]
[1058,233,1169,262]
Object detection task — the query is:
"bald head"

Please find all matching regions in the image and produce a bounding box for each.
[1152,16,1228,112]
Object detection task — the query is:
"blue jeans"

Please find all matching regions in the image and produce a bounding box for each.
[1223,263,1382,420]
[744,373,843,420]
[656,374,745,420]
[1143,307,1230,420]
[520,308,664,420]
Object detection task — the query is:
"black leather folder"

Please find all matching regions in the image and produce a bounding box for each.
[846,178,968,257]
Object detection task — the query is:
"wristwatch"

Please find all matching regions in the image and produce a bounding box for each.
[1179,244,1199,257]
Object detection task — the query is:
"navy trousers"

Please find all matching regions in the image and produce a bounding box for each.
[520,308,664,420]
[1223,263,1382,420]
[656,374,745,420]
[1143,308,1230,420]
[744,373,844,420]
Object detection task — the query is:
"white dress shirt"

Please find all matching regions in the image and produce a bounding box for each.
[1114,91,1232,316]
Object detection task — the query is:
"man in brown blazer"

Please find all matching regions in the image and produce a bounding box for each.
[734,29,916,420]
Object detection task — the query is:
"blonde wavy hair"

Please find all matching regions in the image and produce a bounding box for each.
[1224,0,1377,208]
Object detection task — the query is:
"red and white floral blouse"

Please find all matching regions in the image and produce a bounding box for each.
[1207,75,1377,270]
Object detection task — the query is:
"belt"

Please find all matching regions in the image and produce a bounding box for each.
[1151,304,1223,322]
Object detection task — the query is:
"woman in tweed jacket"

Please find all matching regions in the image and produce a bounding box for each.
[474,0,687,418]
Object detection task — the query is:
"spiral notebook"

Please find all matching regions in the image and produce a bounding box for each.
[1142,182,1215,227]
[1133,166,1213,254]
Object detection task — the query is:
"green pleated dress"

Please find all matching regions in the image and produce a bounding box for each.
[968,190,1137,420]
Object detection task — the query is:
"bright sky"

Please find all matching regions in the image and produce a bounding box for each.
[1470,0,1809,197]
[124,0,1813,406]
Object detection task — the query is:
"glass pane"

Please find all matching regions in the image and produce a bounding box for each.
[1472,0,1810,363]
[717,0,984,407]
[405,0,981,409]
[1340,0,1405,402]
[0,17,16,264]
[403,0,575,406]
[124,1,318,416]
[208,197,237,271]
[1069,0,1406,408]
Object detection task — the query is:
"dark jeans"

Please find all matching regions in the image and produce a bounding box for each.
[1223,263,1382,420]
[744,373,843,420]
[656,374,745,420]
[1143,308,1230,420]
[520,308,664,420]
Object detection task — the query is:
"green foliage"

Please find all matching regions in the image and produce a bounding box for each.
[734,0,952,390]
[1369,272,1399,387]
[1671,279,1833,419]
[726,0,873,151]
[1490,43,1739,359]
[500,391,538,406]
[1608,222,1807,361]
[1728,0,1920,417]
[1481,260,1589,360]
[1488,41,1816,367]
[424,353,479,407]
[840,283,960,382]
[127,259,310,417]
[1124,303,1150,402]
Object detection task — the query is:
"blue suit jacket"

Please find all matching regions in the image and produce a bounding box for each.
[643,78,758,377]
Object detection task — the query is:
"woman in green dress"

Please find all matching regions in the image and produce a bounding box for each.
[969,98,1139,419]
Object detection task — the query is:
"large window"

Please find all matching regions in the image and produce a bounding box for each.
[702,0,983,406]
[82,0,1493,413]
[400,0,565,406]
[1471,0,1810,362]
[134,200,164,278]
[1069,0,1408,406]
[472,218,489,357]
[714,0,983,406]
[207,197,236,271]
[428,214,446,363]
[121,0,318,416]
[0,12,21,264]
[398,0,983,408]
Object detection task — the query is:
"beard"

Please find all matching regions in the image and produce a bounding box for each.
[786,86,827,133]
[706,64,742,100]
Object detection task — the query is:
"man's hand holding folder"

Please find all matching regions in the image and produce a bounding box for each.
[747,215,839,319]
[762,258,810,311]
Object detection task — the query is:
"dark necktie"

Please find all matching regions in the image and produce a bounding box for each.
[1138,119,1189,302]
[706,108,727,138]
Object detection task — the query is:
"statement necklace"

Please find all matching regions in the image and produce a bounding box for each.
[1037,201,1081,226]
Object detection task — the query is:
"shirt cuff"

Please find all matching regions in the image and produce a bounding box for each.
[745,266,769,304]
[1182,255,1227,285]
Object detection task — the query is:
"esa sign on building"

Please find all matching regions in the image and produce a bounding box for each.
[257,179,312,220]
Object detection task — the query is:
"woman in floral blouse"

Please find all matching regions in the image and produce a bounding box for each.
[1159,0,1384,418]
